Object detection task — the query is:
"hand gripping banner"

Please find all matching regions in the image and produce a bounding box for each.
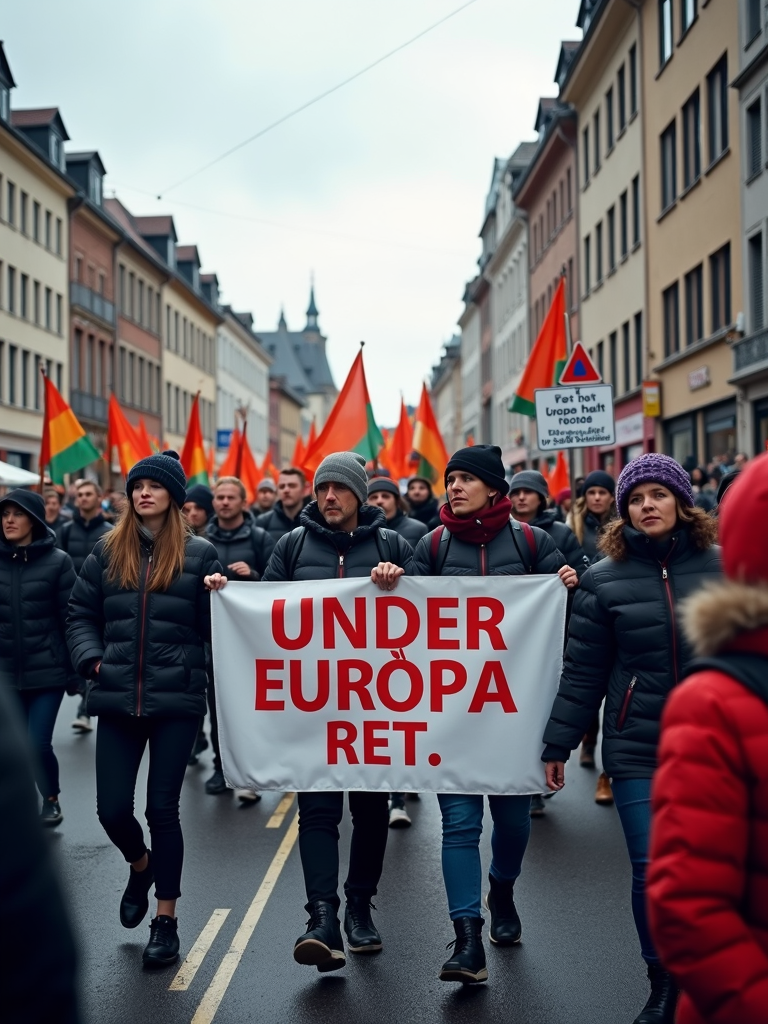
[212,575,567,795]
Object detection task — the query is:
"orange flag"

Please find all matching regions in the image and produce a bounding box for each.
[387,397,414,481]
[218,427,242,479]
[291,433,306,470]
[136,416,154,458]
[539,458,551,489]
[466,433,475,447]
[238,430,261,505]
[306,418,317,452]
[548,451,570,496]
[412,383,449,495]
[511,277,567,416]
[260,449,277,482]
[108,394,145,476]
[180,393,209,486]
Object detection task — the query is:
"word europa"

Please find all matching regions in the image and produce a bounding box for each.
[255,596,519,767]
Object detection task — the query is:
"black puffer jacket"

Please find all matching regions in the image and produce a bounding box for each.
[411,518,566,576]
[254,501,305,543]
[522,510,589,578]
[67,533,221,718]
[264,502,414,581]
[566,508,610,563]
[388,511,428,549]
[409,497,441,531]
[206,510,275,580]
[57,512,113,574]
[542,525,721,779]
[0,521,75,692]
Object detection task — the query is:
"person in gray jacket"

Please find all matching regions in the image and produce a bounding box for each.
[509,470,589,578]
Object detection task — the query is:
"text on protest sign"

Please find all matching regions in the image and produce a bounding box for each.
[535,383,615,449]
[212,576,567,795]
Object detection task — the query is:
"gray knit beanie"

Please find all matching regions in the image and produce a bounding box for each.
[509,470,549,500]
[314,452,369,506]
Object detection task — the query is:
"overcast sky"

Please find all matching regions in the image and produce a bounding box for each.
[5,0,581,427]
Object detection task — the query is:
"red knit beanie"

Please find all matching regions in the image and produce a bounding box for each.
[719,452,768,583]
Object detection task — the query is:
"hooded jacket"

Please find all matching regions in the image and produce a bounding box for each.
[263,502,414,582]
[647,581,768,1024]
[521,509,589,578]
[67,532,221,718]
[254,500,307,544]
[205,509,275,581]
[566,506,611,563]
[542,525,721,778]
[0,492,76,692]
[411,517,565,577]
[57,511,113,574]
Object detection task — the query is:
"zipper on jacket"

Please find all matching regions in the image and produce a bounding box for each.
[338,553,345,579]
[136,554,153,716]
[480,543,488,576]
[660,542,680,688]
[617,676,637,730]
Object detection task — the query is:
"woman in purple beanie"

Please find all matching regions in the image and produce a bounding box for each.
[540,453,721,1024]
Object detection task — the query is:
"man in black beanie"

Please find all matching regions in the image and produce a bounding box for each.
[182,485,214,537]
[406,476,441,531]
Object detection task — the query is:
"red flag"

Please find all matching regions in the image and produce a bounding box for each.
[136,416,154,458]
[108,394,145,476]
[218,427,241,479]
[548,451,570,496]
[260,449,277,482]
[238,430,261,505]
[511,278,567,416]
[306,418,317,452]
[291,433,306,469]
[466,433,475,447]
[539,458,551,489]
[387,397,414,481]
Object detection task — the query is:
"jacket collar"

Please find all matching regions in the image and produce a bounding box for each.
[208,508,257,541]
[73,511,108,530]
[0,529,56,560]
[622,524,693,562]
[300,501,386,549]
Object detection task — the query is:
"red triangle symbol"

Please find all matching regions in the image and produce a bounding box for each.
[559,342,603,385]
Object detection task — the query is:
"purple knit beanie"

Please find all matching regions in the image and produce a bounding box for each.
[616,454,694,518]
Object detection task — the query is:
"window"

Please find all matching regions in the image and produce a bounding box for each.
[45,287,51,330]
[174,311,179,352]
[33,201,40,242]
[55,217,62,255]
[72,333,81,393]
[596,340,604,377]
[583,126,590,184]
[622,322,631,393]
[747,0,763,42]
[128,352,135,405]
[49,132,61,168]
[593,110,601,171]
[659,0,673,65]
[20,274,28,318]
[661,119,677,209]
[629,44,638,114]
[682,89,701,187]
[618,64,627,132]
[119,347,126,401]
[6,180,14,226]
[596,221,604,282]
[45,211,51,249]
[749,233,764,331]
[96,341,103,397]
[128,272,134,318]
[707,55,728,164]
[684,264,703,345]
[559,181,564,225]
[606,87,614,150]
[584,234,591,293]
[663,282,680,357]
[138,280,144,325]
[8,344,16,404]
[634,312,643,385]
[119,265,126,311]
[7,265,15,314]
[607,206,616,271]
[21,351,29,408]
[56,294,62,335]
[681,0,696,34]
[138,357,145,407]
[34,355,41,409]
[20,192,27,235]
[533,223,538,261]
[620,190,629,257]
[567,167,572,211]
[568,257,574,311]
[632,174,641,244]
[56,362,62,392]
[33,281,40,323]
[747,98,762,177]
[85,336,93,392]
[609,331,617,384]
[710,243,731,330]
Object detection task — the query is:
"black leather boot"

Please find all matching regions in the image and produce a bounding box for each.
[485,873,522,945]
[142,915,179,969]
[120,850,154,929]
[439,917,488,984]
[293,900,346,972]
[344,896,382,953]
[633,964,678,1023]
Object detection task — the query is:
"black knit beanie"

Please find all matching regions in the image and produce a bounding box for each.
[582,470,616,496]
[126,451,187,508]
[185,484,214,519]
[444,444,509,496]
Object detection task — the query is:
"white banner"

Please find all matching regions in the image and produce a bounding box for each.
[212,576,566,796]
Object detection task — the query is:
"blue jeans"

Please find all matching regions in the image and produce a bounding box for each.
[611,777,658,965]
[15,688,64,798]
[437,793,531,919]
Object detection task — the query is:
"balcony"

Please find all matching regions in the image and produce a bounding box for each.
[70,389,108,424]
[70,282,115,326]
[731,328,768,382]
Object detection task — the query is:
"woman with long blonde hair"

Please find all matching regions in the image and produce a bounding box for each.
[67,452,220,970]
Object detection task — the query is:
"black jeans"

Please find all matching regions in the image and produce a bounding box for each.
[95,714,199,900]
[207,673,222,772]
[297,791,389,910]
[15,688,64,798]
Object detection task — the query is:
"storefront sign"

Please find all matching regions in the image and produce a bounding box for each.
[217,429,233,449]
[615,412,644,446]
[642,381,661,418]
[212,576,567,795]
[534,384,615,449]
[688,367,710,391]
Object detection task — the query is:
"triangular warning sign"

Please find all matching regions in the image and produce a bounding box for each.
[559,342,602,385]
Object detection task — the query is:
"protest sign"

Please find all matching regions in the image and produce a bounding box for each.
[212,575,566,796]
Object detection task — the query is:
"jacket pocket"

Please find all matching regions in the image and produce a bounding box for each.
[616,676,637,731]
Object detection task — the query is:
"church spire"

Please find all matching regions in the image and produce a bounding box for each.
[305,277,319,332]
[278,306,287,329]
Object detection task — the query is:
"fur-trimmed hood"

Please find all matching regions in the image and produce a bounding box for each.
[683,581,768,656]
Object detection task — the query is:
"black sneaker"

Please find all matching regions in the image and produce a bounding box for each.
[205,769,228,795]
[293,900,346,972]
[485,873,522,945]
[142,915,180,969]
[120,851,154,929]
[344,896,382,953]
[439,917,488,984]
[530,794,546,817]
[40,798,63,827]
[633,964,678,1023]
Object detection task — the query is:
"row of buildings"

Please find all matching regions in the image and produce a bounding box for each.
[431,0,767,476]
[0,42,337,482]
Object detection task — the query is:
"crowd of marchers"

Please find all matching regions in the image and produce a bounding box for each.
[1,443,767,1024]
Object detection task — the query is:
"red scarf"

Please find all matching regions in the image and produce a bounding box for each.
[439,496,513,545]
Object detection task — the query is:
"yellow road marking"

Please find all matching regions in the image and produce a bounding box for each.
[169,908,231,991]
[266,792,295,828]
[191,812,300,1024]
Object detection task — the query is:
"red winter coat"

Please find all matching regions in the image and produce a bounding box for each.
[647,581,768,1024]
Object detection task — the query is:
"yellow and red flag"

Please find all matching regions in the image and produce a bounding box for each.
[40,375,101,484]
[412,383,449,495]
[180,393,209,486]
[510,277,567,416]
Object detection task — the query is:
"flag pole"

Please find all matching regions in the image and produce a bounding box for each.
[562,264,577,498]
[38,365,47,494]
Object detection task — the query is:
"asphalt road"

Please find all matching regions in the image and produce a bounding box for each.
[48,696,649,1024]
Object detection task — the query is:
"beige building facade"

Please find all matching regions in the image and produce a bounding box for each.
[215,306,271,465]
[641,0,742,466]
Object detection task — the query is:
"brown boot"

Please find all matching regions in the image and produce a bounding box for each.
[579,743,596,768]
[595,772,614,805]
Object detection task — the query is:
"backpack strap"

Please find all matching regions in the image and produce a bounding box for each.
[429,525,450,574]
[374,528,395,566]
[509,519,537,574]
[284,526,307,580]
